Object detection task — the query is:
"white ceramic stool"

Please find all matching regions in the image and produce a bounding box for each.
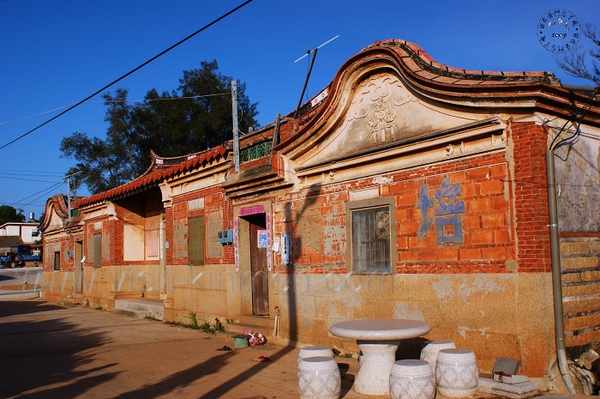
[435,348,478,397]
[297,346,334,365]
[420,340,455,375]
[297,356,341,399]
[389,359,435,399]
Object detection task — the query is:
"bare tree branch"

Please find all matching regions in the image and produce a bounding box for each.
[556,22,600,84]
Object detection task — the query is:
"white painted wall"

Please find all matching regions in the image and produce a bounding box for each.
[0,223,40,243]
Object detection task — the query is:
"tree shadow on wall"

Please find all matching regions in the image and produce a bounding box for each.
[196,183,324,398]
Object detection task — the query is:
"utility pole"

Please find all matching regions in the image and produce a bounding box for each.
[64,171,82,221]
[231,80,240,173]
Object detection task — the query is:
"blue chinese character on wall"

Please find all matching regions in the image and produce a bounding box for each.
[417,178,464,244]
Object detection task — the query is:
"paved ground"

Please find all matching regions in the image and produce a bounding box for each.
[0,299,366,399]
[0,299,593,399]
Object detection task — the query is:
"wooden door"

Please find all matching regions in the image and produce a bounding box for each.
[249,215,269,315]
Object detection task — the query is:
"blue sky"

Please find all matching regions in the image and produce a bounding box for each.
[1,0,598,219]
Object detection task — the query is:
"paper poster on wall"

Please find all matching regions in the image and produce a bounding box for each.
[234,218,239,271]
[266,212,271,272]
[257,230,268,248]
[281,232,290,265]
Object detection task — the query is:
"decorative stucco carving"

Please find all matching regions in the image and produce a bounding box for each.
[348,74,415,144]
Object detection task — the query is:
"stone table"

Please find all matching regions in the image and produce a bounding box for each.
[330,318,431,395]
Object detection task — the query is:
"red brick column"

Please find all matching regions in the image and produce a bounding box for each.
[510,121,551,272]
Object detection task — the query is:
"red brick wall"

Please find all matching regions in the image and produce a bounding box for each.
[510,122,552,272]
[271,121,555,276]
[165,206,174,265]
[272,153,515,274]
[393,154,513,273]
[42,236,74,272]
[168,187,234,266]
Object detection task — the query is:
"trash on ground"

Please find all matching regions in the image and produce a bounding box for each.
[234,335,249,348]
[242,329,267,346]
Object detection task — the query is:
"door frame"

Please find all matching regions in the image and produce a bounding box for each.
[73,239,83,294]
[248,214,269,315]
[235,204,271,316]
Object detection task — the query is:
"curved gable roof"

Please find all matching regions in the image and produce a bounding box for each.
[74,146,228,208]
[39,194,69,232]
[276,39,599,159]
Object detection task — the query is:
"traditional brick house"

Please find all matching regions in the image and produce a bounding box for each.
[40,40,600,390]
[39,194,83,294]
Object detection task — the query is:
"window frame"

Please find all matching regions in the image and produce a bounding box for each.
[91,233,102,269]
[53,251,61,271]
[346,196,396,274]
[188,215,205,266]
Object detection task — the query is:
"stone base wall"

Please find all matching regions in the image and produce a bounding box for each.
[42,271,74,302]
[270,272,555,377]
[42,264,557,377]
[164,264,242,324]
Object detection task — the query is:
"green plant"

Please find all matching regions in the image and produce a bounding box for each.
[189,312,199,330]
[200,321,214,333]
[172,312,224,333]
[199,321,225,334]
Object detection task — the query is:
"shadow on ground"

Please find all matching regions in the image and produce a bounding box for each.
[0,301,118,399]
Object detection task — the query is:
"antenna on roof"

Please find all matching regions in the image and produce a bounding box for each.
[293,35,339,119]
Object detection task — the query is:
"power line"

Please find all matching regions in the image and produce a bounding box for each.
[0,0,253,151]
[0,169,64,177]
[0,176,62,184]
[0,93,230,127]
[5,181,64,208]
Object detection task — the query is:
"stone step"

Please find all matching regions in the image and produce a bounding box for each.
[114,299,164,320]
[114,308,152,319]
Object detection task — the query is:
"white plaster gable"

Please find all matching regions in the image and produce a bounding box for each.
[45,207,66,233]
[296,72,485,169]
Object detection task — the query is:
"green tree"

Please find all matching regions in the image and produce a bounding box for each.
[60,60,259,194]
[0,205,25,225]
[556,22,600,84]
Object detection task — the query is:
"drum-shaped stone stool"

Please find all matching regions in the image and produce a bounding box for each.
[297,356,341,399]
[420,340,455,376]
[297,346,334,365]
[435,349,478,397]
[389,359,435,399]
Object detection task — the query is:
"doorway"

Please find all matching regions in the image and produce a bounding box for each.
[73,240,83,293]
[246,214,269,316]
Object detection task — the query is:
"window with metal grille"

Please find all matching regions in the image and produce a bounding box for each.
[53,251,60,271]
[347,197,395,273]
[240,141,272,162]
[188,216,205,266]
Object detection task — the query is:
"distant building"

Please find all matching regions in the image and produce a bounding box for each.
[0,235,24,258]
[0,222,40,244]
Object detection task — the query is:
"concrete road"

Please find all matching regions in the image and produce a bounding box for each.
[0,300,362,399]
[0,300,589,399]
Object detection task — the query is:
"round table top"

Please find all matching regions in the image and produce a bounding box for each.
[330,319,431,341]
